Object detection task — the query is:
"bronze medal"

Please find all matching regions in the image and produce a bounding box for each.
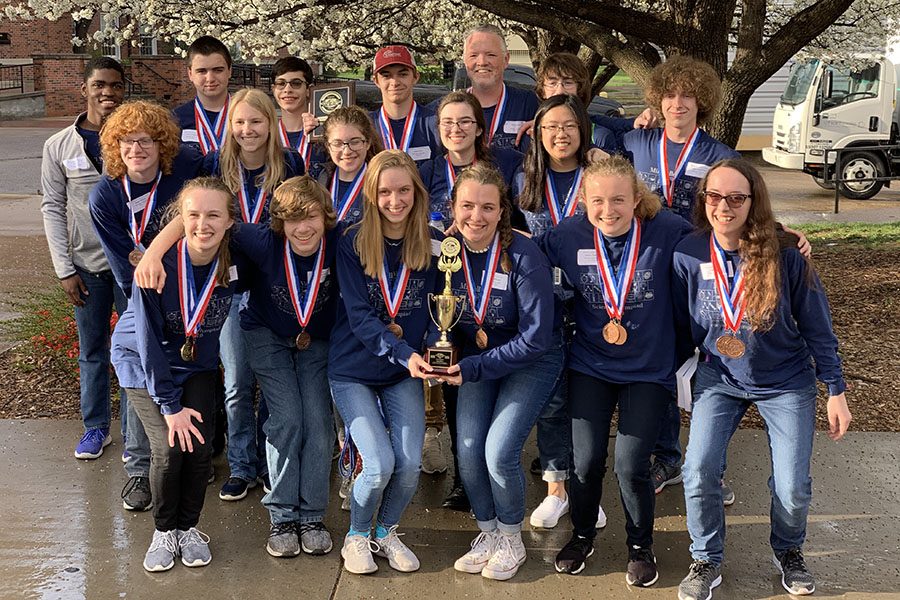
[128,248,144,267]
[475,327,488,350]
[602,321,621,345]
[614,322,628,345]
[295,330,311,351]
[180,337,195,362]
[715,334,746,359]
[387,321,404,339]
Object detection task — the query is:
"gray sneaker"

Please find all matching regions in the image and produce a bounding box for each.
[143,529,178,572]
[266,522,300,557]
[299,521,333,555]
[650,460,683,494]
[678,560,722,600]
[721,481,736,506]
[773,548,815,595]
[177,527,211,567]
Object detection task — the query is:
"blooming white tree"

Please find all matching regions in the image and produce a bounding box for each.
[5,0,898,142]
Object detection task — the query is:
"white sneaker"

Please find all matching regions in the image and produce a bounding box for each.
[454,530,499,574]
[596,504,608,529]
[529,494,569,528]
[482,531,526,581]
[341,533,377,574]
[421,427,448,474]
[374,526,420,572]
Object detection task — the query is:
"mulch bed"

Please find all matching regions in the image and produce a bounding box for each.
[1,244,898,432]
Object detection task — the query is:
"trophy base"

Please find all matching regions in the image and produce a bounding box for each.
[426,345,458,376]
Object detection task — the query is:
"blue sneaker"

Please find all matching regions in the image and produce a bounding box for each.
[219,477,256,501]
[75,427,111,459]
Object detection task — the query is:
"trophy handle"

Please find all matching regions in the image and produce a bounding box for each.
[427,292,439,327]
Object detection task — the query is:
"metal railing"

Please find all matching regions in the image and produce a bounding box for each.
[0,64,25,93]
[124,76,147,98]
[230,63,274,90]
[823,144,900,213]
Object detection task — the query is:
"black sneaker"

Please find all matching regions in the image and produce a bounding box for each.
[442,478,471,512]
[678,560,722,600]
[626,545,658,586]
[650,460,683,494]
[529,457,542,476]
[122,476,153,511]
[773,548,815,595]
[554,535,594,574]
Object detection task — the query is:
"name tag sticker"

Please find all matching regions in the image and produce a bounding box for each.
[127,193,150,213]
[503,120,526,134]
[181,129,200,143]
[228,265,238,282]
[407,146,431,161]
[63,156,90,171]
[685,162,711,178]
[431,239,442,256]
[493,272,509,291]
[577,248,595,266]
[700,262,714,280]
[306,267,330,282]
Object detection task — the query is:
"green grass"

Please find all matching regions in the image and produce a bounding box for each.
[792,222,900,247]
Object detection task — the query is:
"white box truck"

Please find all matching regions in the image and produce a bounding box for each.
[762,57,900,199]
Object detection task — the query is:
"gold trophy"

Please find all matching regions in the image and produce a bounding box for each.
[426,237,463,374]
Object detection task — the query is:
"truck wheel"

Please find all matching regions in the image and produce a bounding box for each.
[812,176,835,190]
[838,152,884,200]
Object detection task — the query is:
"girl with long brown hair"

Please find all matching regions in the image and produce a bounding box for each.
[672,159,851,600]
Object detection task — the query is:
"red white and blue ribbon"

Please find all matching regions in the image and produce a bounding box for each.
[544,167,584,226]
[709,234,746,334]
[461,233,501,327]
[330,165,366,222]
[658,127,699,207]
[283,237,325,330]
[444,156,478,192]
[177,238,220,338]
[278,119,313,167]
[593,218,641,322]
[470,83,507,145]
[193,95,229,155]
[237,163,267,224]
[378,102,418,152]
[378,253,411,322]
[121,170,161,250]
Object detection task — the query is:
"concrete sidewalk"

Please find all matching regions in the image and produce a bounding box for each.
[1,420,896,599]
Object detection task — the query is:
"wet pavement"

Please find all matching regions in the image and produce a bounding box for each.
[0,421,897,599]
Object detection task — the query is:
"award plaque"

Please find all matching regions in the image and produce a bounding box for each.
[426,238,463,375]
[309,81,356,137]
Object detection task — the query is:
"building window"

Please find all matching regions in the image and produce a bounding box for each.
[138,27,157,55]
[100,15,121,59]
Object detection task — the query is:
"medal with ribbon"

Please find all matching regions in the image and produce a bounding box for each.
[378,102,418,152]
[193,95,229,155]
[176,238,221,362]
[331,165,366,222]
[379,248,411,339]
[237,163,267,224]
[593,218,641,345]
[470,84,507,145]
[710,234,747,358]
[545,167,584,226]
[657,127,699,207]
[283,237,326,351]
[461,233,501,350]
[278,119,313,167]
[121,171,162,267]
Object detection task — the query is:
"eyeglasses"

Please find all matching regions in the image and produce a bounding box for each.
[540,123,579,134]
[273,78,308,90]
[702,191,751,208]
[543,78,578,92]
[327,138,368,151]
[119,138,156,149]
[439,118,478,131]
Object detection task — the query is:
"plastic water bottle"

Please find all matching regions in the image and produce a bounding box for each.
[429,211,445,232]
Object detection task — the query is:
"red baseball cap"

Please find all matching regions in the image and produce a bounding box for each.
[373,45,417,73]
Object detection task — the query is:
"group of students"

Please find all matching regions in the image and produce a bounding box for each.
[41,23,852,600]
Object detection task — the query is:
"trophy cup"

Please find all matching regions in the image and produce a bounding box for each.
[426,237,463,374]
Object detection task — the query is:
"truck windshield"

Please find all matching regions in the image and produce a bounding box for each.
[781,59,819,106]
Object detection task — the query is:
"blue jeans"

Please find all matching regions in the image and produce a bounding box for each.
[652,400,682,467]
[535,370,571,482]
[683,363,816,565]
[568,370,669,546]
[220,295,266,480]
[456,340,565,532]
[244,328,334,525]
[329,377,425,533]
[74,267,149,477]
